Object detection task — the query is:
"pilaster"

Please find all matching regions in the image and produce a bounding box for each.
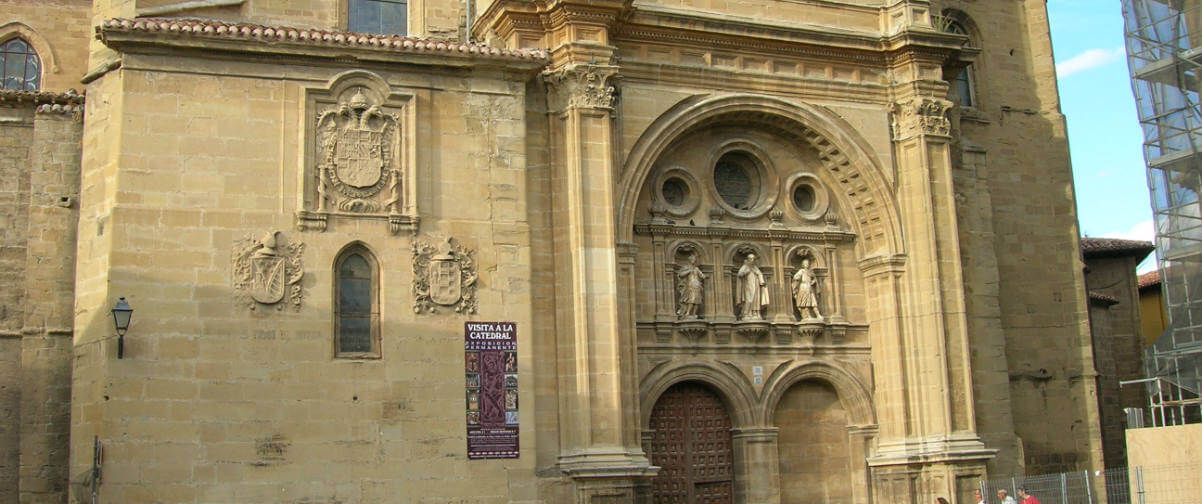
[868,37,994,500]
[544,63,655,502]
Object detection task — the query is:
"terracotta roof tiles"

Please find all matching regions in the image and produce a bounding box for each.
[97,18,548,62]
[1080,237,1155,260]
[1139,270,1161,290]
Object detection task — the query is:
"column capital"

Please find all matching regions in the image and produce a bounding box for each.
[891,97,952,141]
[543,64,619,113]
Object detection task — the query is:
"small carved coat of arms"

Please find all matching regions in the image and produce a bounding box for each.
[413,237,478,314]
[233,231,305,310]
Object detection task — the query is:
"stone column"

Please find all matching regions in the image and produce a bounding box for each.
[544,64,655,502]
[732,427,780,504]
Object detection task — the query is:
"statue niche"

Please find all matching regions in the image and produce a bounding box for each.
[675,246,706,320]
[735,249,769,321]
[297,72,417,234]
[791,255,822,321]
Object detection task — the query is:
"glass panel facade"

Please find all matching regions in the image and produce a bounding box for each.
[348,0,408,36]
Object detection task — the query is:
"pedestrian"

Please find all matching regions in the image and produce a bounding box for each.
[1018,486,1041,504]
[998,489,1016,504]
[974,489,985,504]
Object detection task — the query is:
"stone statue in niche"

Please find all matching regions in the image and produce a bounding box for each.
[413,237,479,315]
[735,253,769,321]
[232,231,305,310]
[315,88,400,214]
[791,257,823,321]
[675,250,705,319]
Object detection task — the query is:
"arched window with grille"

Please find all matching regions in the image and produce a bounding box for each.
[335,244,380,358]
[1,38,41,91]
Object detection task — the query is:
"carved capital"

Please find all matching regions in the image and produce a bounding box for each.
[891,97,952,140]
[543,64,618,112]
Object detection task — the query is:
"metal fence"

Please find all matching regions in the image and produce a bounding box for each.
[980,462,1201,504]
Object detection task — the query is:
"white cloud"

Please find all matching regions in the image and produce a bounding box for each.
[1100,219,1159,273]
[1057,47,1126,78]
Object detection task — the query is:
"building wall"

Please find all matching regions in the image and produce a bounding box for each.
[940,0,1101,476]
[1084,253,1151,468]
[0,0,1111,502]
[1139,282,1167,346]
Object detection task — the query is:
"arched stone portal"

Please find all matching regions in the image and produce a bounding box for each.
[775,380,852,504]
[647,382,735,503]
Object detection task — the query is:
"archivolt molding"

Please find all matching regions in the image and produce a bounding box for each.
[617,93,901,258]
[759,359,876,427]
[0,22,58,74]
[640,361,759,429]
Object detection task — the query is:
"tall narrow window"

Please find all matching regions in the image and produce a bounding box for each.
[1,38,41,91]
[944,19,977,108]
[336,246,380,357]
[348,0,408,36]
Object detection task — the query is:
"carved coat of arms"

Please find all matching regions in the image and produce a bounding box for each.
[233,231,305,310]
[413,237,478,314]
[315,88,400,214]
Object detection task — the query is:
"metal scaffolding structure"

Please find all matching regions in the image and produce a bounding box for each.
[1121,0,1202,426]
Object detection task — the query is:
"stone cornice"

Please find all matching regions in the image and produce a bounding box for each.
[0,89,84,108]
[97,18,549,71]
[634,223,856,243]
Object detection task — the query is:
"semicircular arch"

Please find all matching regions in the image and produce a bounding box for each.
[617,93,901,258]
[760,360,876,427]
[641,361,759,429]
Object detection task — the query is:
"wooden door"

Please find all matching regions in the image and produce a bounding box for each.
[648,382,734,503]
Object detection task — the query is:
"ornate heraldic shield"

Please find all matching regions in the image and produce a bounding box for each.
[250,254,286,304]
[413,237,478,315]
[297,73,416,235]
[233,231,305,310]
[430,254,463,306]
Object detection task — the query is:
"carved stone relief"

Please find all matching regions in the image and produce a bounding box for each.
[675,247,705,320]
[791,256,822,321]
[232,231,304,310]
[298,72,417,234]
[892,97,952,139]
[543,64,618,112]
[412,237,478,315]
[734,249,769,321]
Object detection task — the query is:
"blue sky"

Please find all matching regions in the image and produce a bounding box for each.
[1046,1,1157,272]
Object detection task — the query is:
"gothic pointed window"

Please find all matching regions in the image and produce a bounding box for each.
[348,0,408,36]
[335,245,380,358]
[1,38,41,91]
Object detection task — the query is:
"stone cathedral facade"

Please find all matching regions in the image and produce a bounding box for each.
[0,1,1104,503]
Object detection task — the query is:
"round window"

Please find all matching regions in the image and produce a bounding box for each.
[792,184,815,212]
[662,177,689,207]
[714,152,758,210]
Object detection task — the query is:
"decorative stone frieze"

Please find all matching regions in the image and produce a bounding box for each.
[232,231,305,310]
[412,237,479,315]
[543,64,618,112]
[891,97,952,139]
[298,71,418,234]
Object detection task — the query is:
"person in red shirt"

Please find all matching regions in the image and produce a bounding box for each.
[1018,486,1042,504]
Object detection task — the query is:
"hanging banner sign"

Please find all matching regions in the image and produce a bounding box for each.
[464,321,519,459]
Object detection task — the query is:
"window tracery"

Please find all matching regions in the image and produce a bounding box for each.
[1,38,40,91]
